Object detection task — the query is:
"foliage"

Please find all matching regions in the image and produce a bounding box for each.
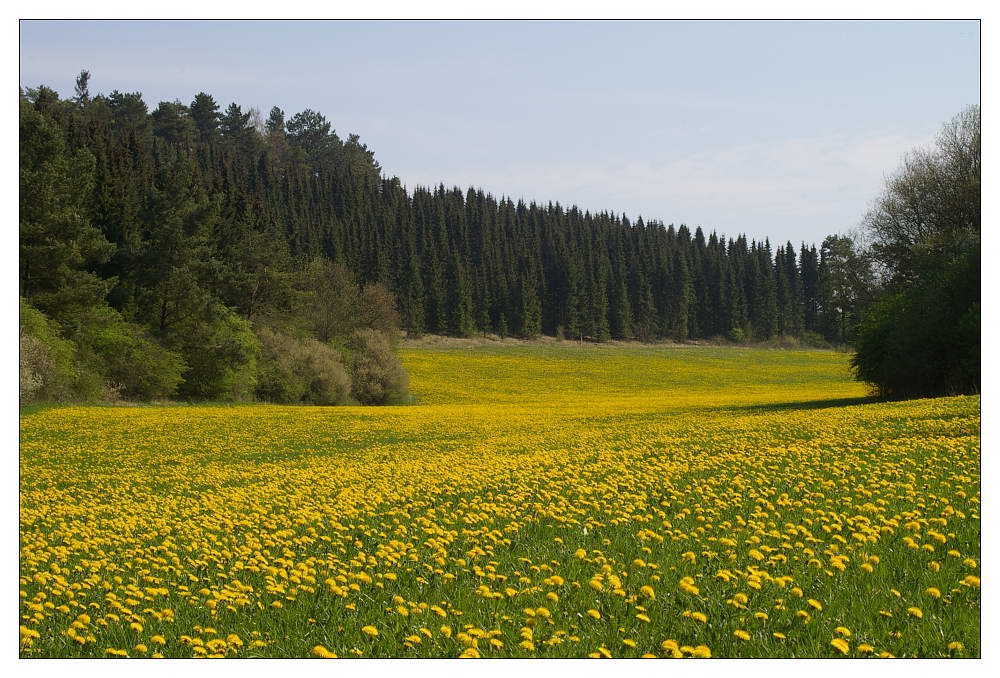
[294,260,361,342]
[852,106,980,398]
[21,76,855,354]
[862,106,980,286]
[19,99,113,322]
[346,329,409,405]
[852,251,979,399]
[818,234,875,344]
[19,299,78,402]
[357,282,402,343]
[255,327,350,405]
[167,304,259,402]
[71,305,186,402]
[19,345,979,658]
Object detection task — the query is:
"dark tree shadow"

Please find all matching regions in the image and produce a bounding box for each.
[732,396,879,414]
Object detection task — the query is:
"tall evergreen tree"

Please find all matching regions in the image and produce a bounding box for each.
[190,92,221,142]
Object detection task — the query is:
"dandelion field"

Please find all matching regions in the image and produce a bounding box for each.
[19,344,980,658]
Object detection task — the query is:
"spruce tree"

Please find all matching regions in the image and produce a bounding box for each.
[189,92,220,142]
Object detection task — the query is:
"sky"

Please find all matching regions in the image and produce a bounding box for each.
[18,19,980,246]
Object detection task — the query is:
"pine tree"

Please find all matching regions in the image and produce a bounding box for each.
[189,92,220,142]
[19,100,113,321]
[151,100,196,146]
[447,254,475,336]
[73,69,91,106]
[668,249,693,341]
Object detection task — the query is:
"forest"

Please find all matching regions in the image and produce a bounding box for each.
[19,71,975,403]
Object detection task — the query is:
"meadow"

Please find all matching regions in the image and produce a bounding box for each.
[19,343,980,658]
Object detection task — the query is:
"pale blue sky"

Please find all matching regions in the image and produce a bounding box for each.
[19,19,980,246]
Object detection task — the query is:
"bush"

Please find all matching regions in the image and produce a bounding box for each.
[20,333,50,402]
[727,326,747,344]
[357,282,401,343]
[800,331,832,349]
[255,328,350,405]
[19,298,79,402]
[851,250,979,399]
[74,305,186,401]
[346,329,409,405]
[769,335,801,350]
[168,304,259,401]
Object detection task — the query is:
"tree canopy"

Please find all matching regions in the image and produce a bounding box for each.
[851,105,980,399]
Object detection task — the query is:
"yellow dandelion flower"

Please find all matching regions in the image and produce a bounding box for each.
[587,609,601,619]
[361,625,379,638]
[734,630,751,641]
[831,638,850,655]
[807,599,823,611]
[907,607,923,619]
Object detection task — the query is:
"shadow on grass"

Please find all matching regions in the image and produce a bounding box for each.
[732,396,879,414]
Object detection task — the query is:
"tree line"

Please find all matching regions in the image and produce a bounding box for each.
[20,71,884,403]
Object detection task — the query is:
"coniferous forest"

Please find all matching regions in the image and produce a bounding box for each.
[18,72,887,404]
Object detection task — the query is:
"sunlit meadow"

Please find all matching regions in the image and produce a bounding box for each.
[19,344,980,658]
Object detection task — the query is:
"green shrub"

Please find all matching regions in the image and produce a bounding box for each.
[74,305,186,401]
[769,335,801,350]
[800,331,832,349]
[851,250,979,399]
[169,304,259,401]
[727,326,747,344]
[19,298,79,402]
[346,329,409,405]
[255,328,350,405]
[357,282,401,344]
